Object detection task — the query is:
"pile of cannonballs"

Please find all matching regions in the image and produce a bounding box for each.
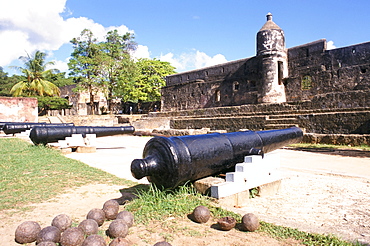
[191,205,260,232]
[14,199,172,246]
[15,202,259,245]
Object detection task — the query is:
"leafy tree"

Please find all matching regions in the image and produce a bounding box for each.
[69,29,138,114]
[99,30,137,111]
[123,58,176,102]
[10,51,60,97]
[0,67,14,96]
[68,29,175,114]
[47,72,76,88]
[68,29,107,114]
[36,96,71,115]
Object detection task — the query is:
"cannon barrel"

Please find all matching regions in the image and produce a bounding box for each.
[2,123,74,135]
[30,125,135,145]
[131,127,303,189]
[1,122,50,131]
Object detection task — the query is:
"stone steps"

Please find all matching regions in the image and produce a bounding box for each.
[168,108,370,134]
[264,115,299,130]
[154,104,370,119]
[266,114,298,119]
[264,124,300,130]
[38,116,66,124]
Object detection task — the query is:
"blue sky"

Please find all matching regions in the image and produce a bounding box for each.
[1,0,370,75]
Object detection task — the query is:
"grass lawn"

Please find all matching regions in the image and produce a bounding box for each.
[0,138,134,211]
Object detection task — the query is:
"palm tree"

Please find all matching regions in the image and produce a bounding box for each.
[10,51,60,97]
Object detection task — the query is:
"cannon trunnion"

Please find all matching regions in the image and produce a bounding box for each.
[131,127,303,189]
[30,126,135,145]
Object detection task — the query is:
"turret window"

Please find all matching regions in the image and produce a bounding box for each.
[215,90,221,102]
[278,61,284,85]
[301,75,312,90]
[233,81,240,91]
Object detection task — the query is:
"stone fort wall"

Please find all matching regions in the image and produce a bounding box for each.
[286,39,370,102]
[162,39,370,112]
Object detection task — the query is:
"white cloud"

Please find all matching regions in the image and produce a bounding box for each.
[194,51,227,69]
[0,0,133,68]
[159,52,186,70]
[327,40,336,50]
[0,0,227,75]
[48,58,70,74]
[130,45,151,60]
[159,50,227,72]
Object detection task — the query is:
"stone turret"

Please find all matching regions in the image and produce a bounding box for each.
[257,13,287,103]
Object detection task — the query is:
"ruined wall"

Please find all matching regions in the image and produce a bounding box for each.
[0,97,38,122]
[60,84,109,115]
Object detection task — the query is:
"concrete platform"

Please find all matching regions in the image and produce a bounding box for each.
[65,135,151,184]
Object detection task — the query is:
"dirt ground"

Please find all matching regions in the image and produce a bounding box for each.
[1,144,370,245]
[2,172,370,245]
[0,183,302,246]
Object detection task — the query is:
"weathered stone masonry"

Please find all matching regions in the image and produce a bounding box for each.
[157,13,369,136]
[161,14,369,113]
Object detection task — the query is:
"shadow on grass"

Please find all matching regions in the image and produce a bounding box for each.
[114,184,150,205]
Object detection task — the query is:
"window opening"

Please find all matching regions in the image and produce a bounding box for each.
[250,81,256,88]
[215,90,221,102]
[233,81,240,91]
[301,75,312,90]
[278,61,284,85]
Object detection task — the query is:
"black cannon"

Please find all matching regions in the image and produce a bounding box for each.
[131,127,303,189]
[2,123,74,135]
[30,125,135,145]
[0,122,49,131]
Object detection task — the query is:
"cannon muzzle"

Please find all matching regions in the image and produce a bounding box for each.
[131,127,303,189]
[2,123,74,135]
[30,126,135,145]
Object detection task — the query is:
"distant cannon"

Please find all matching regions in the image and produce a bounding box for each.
[2,123,74,135]
[29,126,135,145]
[131,127,303,189]
[0,122,49,131]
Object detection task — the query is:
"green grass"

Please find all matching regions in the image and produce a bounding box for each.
[125,184,237,224]
[259,221,363,246]
[0,138,134,211]
[289,143,370,151]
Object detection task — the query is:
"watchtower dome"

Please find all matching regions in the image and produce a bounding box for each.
[257,13,287,103]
